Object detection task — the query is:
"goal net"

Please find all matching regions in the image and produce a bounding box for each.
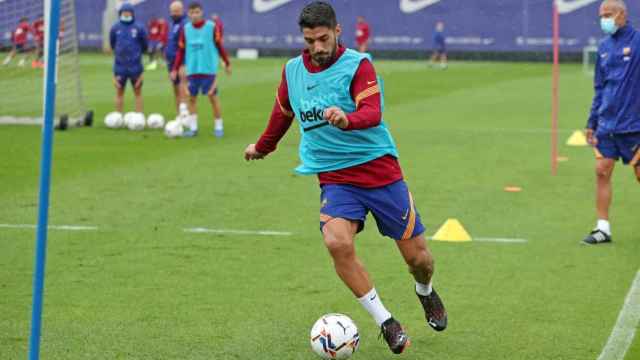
[0,0,86,126]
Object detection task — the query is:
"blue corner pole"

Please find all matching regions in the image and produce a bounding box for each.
[28,0,61,359]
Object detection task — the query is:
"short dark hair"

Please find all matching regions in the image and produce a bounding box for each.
[188,2,202,10]
[298,1,337,30]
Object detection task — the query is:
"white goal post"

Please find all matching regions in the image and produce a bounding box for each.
[0,0,88,128]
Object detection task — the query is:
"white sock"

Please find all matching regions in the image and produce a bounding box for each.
[597,219,611,235]
[214,118,223,131]
[189,114,198,132]
[357,288,392,326]
[179,103,188,116]
[416,281,433,296]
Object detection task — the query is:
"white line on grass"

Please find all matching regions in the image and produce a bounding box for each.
[474,237,528,244]
[597,270,640,360]
[184,227,293,237]
[427,236,528,244]
[0,224,98,231]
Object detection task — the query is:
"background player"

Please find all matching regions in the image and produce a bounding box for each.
[244,1,447,355]
[3,17,32,67]
[429,21,447,69]
[583,0,640,244]
[355,16,370,53]
[211,13,224,39]
[146,15,168,70]
[31,15,45,69]
[171,2,231,138]
[109,3,148,114]
[166,1,189,114]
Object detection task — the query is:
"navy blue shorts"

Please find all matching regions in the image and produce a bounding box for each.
[596,132,640,166]
[433,45,446,54]
[188,75,217,96]
[320,180,426,241]
[114,71,143,89]
[15,43,26,53]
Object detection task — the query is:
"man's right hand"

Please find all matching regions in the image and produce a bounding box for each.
[170,70,178,81]
[586,128,597,146]
[112,76,122,89]
[244,144,266,161]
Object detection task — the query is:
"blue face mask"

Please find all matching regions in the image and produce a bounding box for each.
[120,15,133,23]
[601,17,619,35]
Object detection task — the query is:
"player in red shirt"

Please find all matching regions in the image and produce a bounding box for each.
[355,16,370,53]
[146,16,169,70]
[31,16,45,68]
[211,13,224,40]
[3,17,32,67]
[245,2,447,354]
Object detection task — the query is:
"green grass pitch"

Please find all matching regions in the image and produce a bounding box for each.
[0,54,639,359]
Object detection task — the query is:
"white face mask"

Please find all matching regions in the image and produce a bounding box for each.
[600,17,619,35]
[120,15,133,23]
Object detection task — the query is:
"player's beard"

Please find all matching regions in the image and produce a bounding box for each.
[312,41,337,67]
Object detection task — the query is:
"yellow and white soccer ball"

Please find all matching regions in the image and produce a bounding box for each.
[104,112,124,129]
[310,314,360,359]
[146,113,165,129]
[125,112,145,131]
[164,119,183,138]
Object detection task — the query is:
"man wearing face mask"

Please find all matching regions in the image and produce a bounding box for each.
[109,3,148,114]
[583,0,640,245]
[244,2,447,354]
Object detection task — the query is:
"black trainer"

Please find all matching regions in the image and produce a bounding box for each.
[380,317,410,354]
[417,288,448,332]
[582,229,612,245]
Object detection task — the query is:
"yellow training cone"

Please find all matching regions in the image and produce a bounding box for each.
[566,130,588,146]
[432,219,472,242]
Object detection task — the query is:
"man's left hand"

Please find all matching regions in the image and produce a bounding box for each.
[324,107,349,129]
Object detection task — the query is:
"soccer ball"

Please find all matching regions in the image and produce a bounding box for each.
[123,112,136,127]
[310,314,360,359]
[104,112,124,128]
[164,119,184,138]
[146,113,165,129]
[126,112,146,131]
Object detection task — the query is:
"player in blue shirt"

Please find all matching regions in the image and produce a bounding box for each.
[109,3,148,114]
[166,1,189,113]
[583,0,640,245]
[429,21,447,69]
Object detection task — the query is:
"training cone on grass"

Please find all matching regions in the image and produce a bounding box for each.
[432,219,472,242]
[566,130,588,146]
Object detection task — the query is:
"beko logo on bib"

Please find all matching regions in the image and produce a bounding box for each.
[555,0,600,14]
[400,0,442,14]
[253,0,297,13]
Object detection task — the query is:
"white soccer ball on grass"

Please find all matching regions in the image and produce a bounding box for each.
[104,112,124,129]
[126,112,146,131]
[164,119,184,138]
[310,314,360,359]
[146,113,165,129]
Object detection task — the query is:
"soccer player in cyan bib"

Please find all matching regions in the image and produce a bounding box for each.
[244,2,447,354]
[171,2,231,138]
